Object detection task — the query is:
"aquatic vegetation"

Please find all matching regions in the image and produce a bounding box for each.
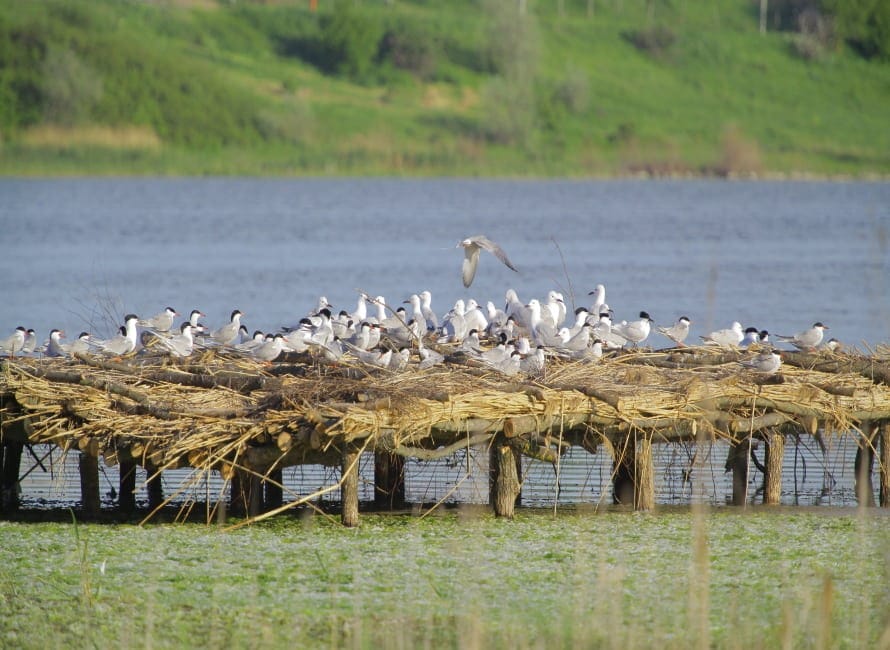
[0,509,887,648]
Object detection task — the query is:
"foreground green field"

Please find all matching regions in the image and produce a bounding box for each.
[0,0,888,177]
[1,508,888,648]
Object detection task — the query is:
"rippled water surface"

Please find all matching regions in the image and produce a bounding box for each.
[2,178,889,345]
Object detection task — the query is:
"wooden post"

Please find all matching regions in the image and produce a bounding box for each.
[374,451,405,509]
[855,424,876,508]
[79,452,100,517]
[341,446,360,527]
[635,434,655,511]
[230,470,262,518]
[1,441,23,513]
[119,458,137,514]
[612,435,635,505]
[489,439,520,518]
[264,467,283,511]
[727,437,750,506]
[880,423,890,508]
[763,429,785,505]
[146,463,164,511]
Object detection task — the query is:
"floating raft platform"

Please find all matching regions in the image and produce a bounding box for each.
[2,345,890,525]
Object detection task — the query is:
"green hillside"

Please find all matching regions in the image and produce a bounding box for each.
[1,0,888,177]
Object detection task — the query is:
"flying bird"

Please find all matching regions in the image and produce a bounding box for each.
[457,235,518,288]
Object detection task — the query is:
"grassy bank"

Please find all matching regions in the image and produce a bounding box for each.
[1,509,889,648]
[0,0,888,177]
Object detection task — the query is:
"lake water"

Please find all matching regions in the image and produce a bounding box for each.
[2,178,889,510]
[2,178,889,345]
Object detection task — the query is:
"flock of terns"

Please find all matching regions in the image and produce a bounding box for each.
[1,236,838,377]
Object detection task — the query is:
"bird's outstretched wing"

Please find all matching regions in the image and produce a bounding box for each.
[459,235,518,288]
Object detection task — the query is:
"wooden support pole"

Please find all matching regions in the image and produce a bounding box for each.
[1,441,23,513]
[230,470,262,518]
[635,434,655,511]
[489,439,520,518]
[855,424,876,508]
[612,435,635,505]
[264,467,283,511]
[341,446,360,527]
[146,463,164,511]
[763,429,785,505]
[79,452,100,517]
[880,423,890,508]
[118,458,137,514]
[373,451,405,510]
[727,437,750,506]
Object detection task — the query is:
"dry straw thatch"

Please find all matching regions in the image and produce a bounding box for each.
[2,345,890,518]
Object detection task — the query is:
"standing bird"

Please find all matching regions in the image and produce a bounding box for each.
[700,321,744,347]
[656,316,692,347]
[94,315,140,356]
[153,323,195,358]
[209,310,243,346]
[138,307,178,333]
[776,322,828,351]
[458,235,518,288]
[45,329,68,357]
[20,329,37,354]
[611,311,654,347]
[0,327,27,355]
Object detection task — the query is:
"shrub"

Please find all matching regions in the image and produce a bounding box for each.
[40,45,103,125]
[318,2,382,81]
[377,18,439,80]
[483,0,539,79]
[478,76,535,145]
[622,25,677,59]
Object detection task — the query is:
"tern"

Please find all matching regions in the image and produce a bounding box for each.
[700,322,744,347]
[418,342,445,369]
[656,316,692,347]
[611,311,653,347]
[0,327,27,355]
[458,235,518,288]
[95,315,140,356]
[776,322,828,351]
[68,332,92,355]
[251,333,285,363]
[823,338,842,352]
[210,310,243,346]
[20,329,37,354]
[45,329,68,357]
[139,307,178,333]
[739,349,782,374]
[153,323,195,358]
[739,327,762,348]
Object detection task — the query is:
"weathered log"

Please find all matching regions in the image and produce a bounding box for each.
[341,445,360,527]
[79,452,100,516]
[489,438,520,518]
[1,441,23,513]
[374,451,405,509]
[394,433,493,461]
[855,423,876,507]
[264,467,283,511]
[763,428,785,505]
[119,458,137,514]
[727,437,750,506]
[879,423,890,508]
[146,463,164,511]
